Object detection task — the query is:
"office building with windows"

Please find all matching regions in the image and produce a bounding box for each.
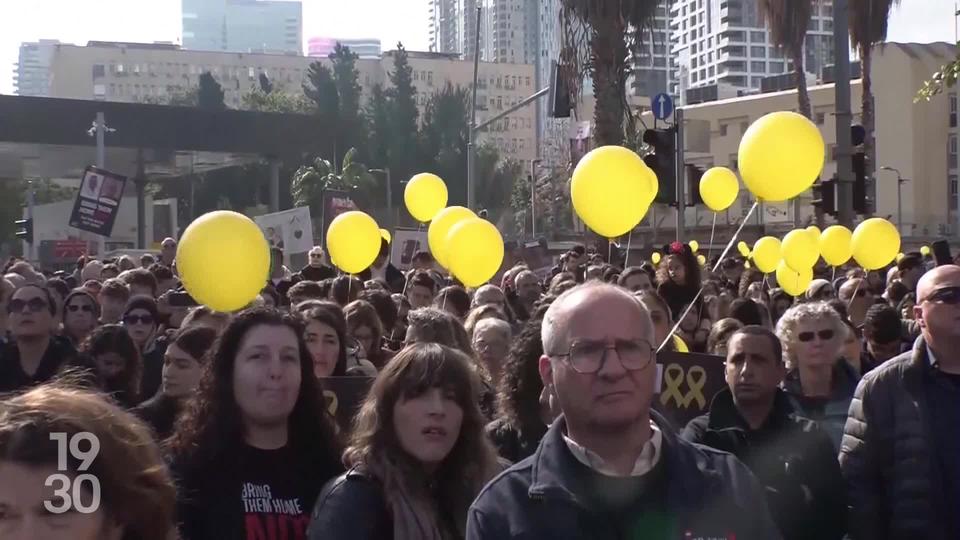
[13,40,59,96]
[182,0,302,54]
[669,0,834,103]
[308,37,382,59]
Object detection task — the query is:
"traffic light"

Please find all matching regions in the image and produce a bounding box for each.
[643,127,677,206]
[812,177,838,216]
[14,218,33,244]
[687,164,705,206]
[851,151,873,214]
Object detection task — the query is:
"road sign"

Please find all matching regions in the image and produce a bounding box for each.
[652,92,674,120]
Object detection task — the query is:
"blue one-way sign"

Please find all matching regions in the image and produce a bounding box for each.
[652,92,674,120]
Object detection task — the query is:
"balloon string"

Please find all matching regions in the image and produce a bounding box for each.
[659,201,759,353]
[624,231,633,267]
[846,278,862,310]
[832,266,837,282]
[608,241,612,264]
[707,213,717,264]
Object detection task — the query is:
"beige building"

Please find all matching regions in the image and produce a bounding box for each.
[45,41,537,165]
[639,41,958,239]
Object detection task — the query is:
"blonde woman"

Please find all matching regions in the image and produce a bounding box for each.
[775,301,860,450]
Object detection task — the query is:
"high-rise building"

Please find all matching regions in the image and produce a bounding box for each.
[182,0,302,54]
[428,0,461,55]
[669,0,834,103]
[13,40,59,96]
[308,38,382,59]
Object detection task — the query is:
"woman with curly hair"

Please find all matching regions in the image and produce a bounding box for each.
[775,301,860,450]
[307,343,501,540]
[79,324,143,408]
[0,383,177,540]
[167,308,343,540]
[485,318,554,463]
[656,241,702,321]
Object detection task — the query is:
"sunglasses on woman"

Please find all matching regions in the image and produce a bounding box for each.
[798,329,835,342]
[67,304,94,313]
[7,298,48,314]
[123,314,155,325]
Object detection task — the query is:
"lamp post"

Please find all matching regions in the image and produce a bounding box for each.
[880,166,909,235]
[530,159,541,237]
[369,168,392,229]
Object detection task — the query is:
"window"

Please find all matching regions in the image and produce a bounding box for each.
[751,61,765,72]
[729,154,738,170]
[750,31,765,41]
[816,112,826,125]
[950,135,958,169]
[92,64,106,78]
[719,123,728,136]
[750,46,766,57]
[951,94,958,128]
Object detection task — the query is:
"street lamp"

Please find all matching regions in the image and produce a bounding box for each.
[369,168,392,229]
[880,166,909,235]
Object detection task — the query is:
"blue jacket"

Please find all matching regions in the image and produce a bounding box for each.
[466,411,781,540]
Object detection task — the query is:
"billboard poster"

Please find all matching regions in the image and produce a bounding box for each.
[68,166,127,237]
[320,189,358,246]
[254,207,314,255]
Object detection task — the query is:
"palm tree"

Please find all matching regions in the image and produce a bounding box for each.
[291,148,378,220]
[756,0,815,118]
[559,1,661,147]
[849,0,901,169]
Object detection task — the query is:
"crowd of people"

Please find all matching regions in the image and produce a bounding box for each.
[0,233,958,540]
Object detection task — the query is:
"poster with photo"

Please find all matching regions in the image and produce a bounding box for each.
[390,227,427,270]
[254,207,314,256]
[68,166,127,237]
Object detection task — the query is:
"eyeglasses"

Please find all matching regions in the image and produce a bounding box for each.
[309,253,323,258]
[67,304,94,313]
[8,298,48,314]
[550,339,654,374]
[123,314,155,325]
[798,329,835,342]
[922,286,960,306]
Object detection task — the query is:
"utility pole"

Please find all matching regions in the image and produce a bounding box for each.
[530,159,541,237]
[675,108,686,241]
[370,168,393,228]
[833,0,855,226]
[25,179,36,262]
[90,112,115,257]
[467,6,482,211]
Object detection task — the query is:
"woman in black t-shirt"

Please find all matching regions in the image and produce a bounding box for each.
[167,308,342,540]
[307,343,501,540]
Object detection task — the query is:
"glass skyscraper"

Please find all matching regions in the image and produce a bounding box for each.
[182,0,302,54]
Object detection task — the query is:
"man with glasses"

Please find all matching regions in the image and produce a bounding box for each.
[842,264,960,539]
[467,282,779,540]
[0,284,81,393]
[839,277,875,327]
[683,326,846,540]
[298,246,336,282]
[159,237,177,267]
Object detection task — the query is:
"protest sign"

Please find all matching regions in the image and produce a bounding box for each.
[654,351,726,429]
[68,166,127,237]
[254,207,314,256]
[320,376,373,434]
[391,227,428,270]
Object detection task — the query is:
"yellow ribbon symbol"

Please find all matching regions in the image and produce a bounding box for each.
[324,389,341,434]
[659,363,708,410]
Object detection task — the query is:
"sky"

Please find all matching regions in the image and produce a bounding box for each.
[1,0,957,95]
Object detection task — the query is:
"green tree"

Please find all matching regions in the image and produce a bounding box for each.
[419,82,470,204]
[291,148,379,219]
[303,62,341,160]
[386,43,420,194]
[197,72,226,110]
[241,88,313,113]
[141,86,198,106]
[330,43,368,165]
[559,1,660,146]
[365,84,391,168]
[756,0,815,118]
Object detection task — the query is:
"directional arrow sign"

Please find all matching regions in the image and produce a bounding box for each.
[652,92,674,120]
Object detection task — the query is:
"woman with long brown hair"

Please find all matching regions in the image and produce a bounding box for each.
[0,383,176,540]
[307,343,501,540]
[79,323,143,408]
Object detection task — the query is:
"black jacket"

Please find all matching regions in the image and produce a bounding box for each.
[485,417,546,464]
[781,359,859,451]
[0,336,84,394]
[306,468,392,540]
[132,392,180,440]
[298,264,337,282]
[466,411,781,540]
[840,338,955,540]
[682,388,846,540]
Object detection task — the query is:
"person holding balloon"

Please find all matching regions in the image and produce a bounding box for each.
[656,242,703,322]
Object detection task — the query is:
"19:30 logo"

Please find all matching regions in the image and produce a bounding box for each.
[43,432,101,514]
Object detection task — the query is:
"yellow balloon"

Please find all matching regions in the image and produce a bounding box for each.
[806,225,821,242]
[920,245,931,257]
[428,206,476,269]
[177,211,270,312]
[738,111,825,202]
[699,167,740,212]
[326,211,381,274]
[737,241,751,258]
[404,173,448,222]
[652,252,662,265]
[819,225,853,267]
[571,145,656,237]
[673,335,690,353]
[852,218,901,270]
[445,218,504,287]
[781,229,820,271]
[752,236,782,274]
[380,228,391,244]
[689,240,699,253]
[697,254,706,266]
[776,260,814,297]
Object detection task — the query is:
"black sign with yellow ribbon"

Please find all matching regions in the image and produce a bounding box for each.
[654,351,726,429]
[320,376,374,435]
